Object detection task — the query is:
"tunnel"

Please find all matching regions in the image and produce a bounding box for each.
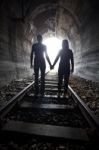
[0,0,99,87]
[0,0,99,149]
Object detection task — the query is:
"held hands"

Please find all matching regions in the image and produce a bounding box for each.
[50,64,54,70]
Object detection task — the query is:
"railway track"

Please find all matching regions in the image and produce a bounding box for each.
[0,71,99,150]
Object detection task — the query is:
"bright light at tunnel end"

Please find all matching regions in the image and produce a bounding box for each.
[43,37,62,64]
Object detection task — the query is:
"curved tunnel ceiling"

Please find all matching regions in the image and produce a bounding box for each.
[25,2,81,54]
[27,3,80,36]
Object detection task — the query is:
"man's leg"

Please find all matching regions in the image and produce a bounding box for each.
[34,65,39,95]
[40,64,46,95]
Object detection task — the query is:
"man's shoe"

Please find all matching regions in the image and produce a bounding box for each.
[40,92,44,97]
[34,94,38,98]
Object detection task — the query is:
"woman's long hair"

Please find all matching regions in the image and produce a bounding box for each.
[62,40,69,49]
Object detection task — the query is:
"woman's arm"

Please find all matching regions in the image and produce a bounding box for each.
[53,50,61,67]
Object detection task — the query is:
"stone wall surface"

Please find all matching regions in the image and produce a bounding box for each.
[0,1,35,87]
[78,1,99,81]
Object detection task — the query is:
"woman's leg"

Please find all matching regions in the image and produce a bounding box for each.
[58,74,63,95]
[64,73,70,95]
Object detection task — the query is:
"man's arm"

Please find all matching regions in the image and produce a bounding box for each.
[30,45,34,68]
[45,48,51,66]
[71,51,74,73]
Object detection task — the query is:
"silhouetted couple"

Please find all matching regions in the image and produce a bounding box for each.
[30,35,74,97]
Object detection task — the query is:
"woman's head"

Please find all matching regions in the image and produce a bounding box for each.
[62,39,69,49]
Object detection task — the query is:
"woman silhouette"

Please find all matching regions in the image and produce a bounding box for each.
[52,39,74,97]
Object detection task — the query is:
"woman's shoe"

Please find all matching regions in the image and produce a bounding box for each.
[57,93,61,98]
[63,93,69,98]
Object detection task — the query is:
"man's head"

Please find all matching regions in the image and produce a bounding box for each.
[37,34,43,43]
[62,39,69,49]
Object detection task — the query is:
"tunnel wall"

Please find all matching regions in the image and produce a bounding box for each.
[0,8,34,87]
[76,1,99,82]
[78,19,99,81]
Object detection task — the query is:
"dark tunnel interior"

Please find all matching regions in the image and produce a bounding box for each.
[0,0,99,87]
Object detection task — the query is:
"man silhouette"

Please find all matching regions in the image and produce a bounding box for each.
[30,34,51,96]
[52,39,74,97]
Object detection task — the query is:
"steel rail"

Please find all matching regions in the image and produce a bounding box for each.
[0,81,34,119]
[68,85,99,131]
[0,71,49,119]
[0,71,99,135]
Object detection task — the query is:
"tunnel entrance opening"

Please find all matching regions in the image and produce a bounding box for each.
[43,37,62,71]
